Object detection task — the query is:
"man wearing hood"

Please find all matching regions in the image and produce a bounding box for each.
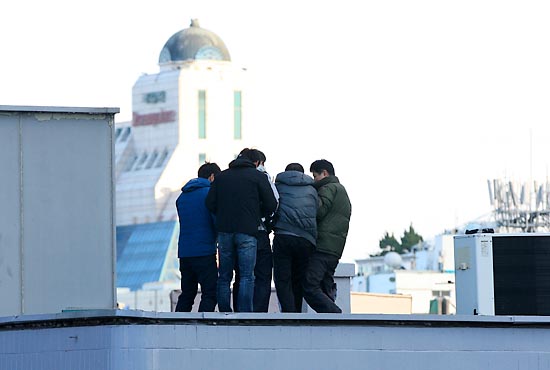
[206,148,278,312]
[272,163,318,312]
[175,162,221,312]
[232,149,280,312]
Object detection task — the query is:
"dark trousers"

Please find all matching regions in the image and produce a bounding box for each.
[233,231,273,312]
[273,234,315,313]
[303,251,342,313]
[175,254,218,312]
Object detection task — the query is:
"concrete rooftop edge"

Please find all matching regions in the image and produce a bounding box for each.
[0,105,120,114]
[2,310,550,330]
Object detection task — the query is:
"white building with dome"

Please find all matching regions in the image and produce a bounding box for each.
[113,20,249,292]
[115,19,248,226]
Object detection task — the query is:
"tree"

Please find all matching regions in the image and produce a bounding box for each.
[400,224,423,251]
[376,231,401,255]
[374,224,424,256]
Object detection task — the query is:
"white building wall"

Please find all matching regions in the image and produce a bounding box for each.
[132,71,180,151]
[395,270,456,314]
[177,62,246,169]
[438,233,456,272]
[115,60,247,225]
[367,273,396,294]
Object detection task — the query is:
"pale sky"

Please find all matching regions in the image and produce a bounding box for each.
[2,0,550,261]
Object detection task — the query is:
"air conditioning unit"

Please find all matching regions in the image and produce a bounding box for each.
[454,233,550,316]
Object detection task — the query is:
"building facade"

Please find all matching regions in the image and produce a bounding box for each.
[115,19,248,226]
[113,20,248,291]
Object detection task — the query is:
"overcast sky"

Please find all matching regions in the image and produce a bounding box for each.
[3,0,550,261]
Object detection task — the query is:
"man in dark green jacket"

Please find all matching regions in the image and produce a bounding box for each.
[303,159,352,313]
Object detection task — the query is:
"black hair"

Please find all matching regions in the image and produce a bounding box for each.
[198,162,221,179]
[238,148,262,163]
[285,163,304,173]
[256,150,266,164]
[310,159,335,176]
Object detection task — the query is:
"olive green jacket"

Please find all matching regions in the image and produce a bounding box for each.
[314,176,352,258]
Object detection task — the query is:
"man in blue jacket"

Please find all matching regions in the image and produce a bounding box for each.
[175,162,221,312]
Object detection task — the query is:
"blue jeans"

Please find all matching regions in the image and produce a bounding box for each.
[217,232,257,312]
[233,230,272,312]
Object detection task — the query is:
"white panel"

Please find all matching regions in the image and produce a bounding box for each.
[20,112,116,314]
[0,113,22,315]
[454,234,495,315]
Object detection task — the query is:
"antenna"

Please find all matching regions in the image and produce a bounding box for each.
[494,179,502,206]
[487,179,494,206]
[536,185,543,209]
[530,129,533,186]
[509,181,517,207]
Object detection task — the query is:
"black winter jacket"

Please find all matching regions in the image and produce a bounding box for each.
[205,158,278,236]
[273,171,318,246]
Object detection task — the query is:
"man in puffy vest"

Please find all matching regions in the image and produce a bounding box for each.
[272,162,318,312]
[303,159,352,313]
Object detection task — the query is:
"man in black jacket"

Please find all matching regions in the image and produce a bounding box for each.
[205,149,278,312]
[233,150,280,312]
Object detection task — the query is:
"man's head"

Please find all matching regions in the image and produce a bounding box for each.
[238,148,262,167]
[285,163,304,173]
[310,159,334,182]
[198,162,221,182]
[256,150,266,166]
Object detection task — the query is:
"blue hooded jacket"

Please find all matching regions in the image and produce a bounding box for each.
[176,177,217,258]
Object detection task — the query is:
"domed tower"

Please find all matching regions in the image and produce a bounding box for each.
[115,20,248,226]
[159,19,231,68]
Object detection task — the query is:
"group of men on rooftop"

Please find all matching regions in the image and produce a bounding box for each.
[174,148,352,313]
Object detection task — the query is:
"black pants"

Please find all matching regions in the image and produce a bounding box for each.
[233,231,273,312]
[303,251,342,313]
[175,254,218,312]
[273,234,315,313]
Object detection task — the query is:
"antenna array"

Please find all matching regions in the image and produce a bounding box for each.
[488,179,550,232]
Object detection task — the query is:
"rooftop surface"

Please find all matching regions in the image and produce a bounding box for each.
[3,310,550,370]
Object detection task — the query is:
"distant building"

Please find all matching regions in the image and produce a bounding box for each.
[353,234,456,314]
[115,19,247,226]
[114,20,247,291]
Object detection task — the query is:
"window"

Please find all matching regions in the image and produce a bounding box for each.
[144,151,158,170]
[133,152,149,171]
[234,91,242,139]
[198,153,206,165]
[155,148,169,168]
[124,155,138,172]
[198,90,206,139]
[120,127,131,142]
